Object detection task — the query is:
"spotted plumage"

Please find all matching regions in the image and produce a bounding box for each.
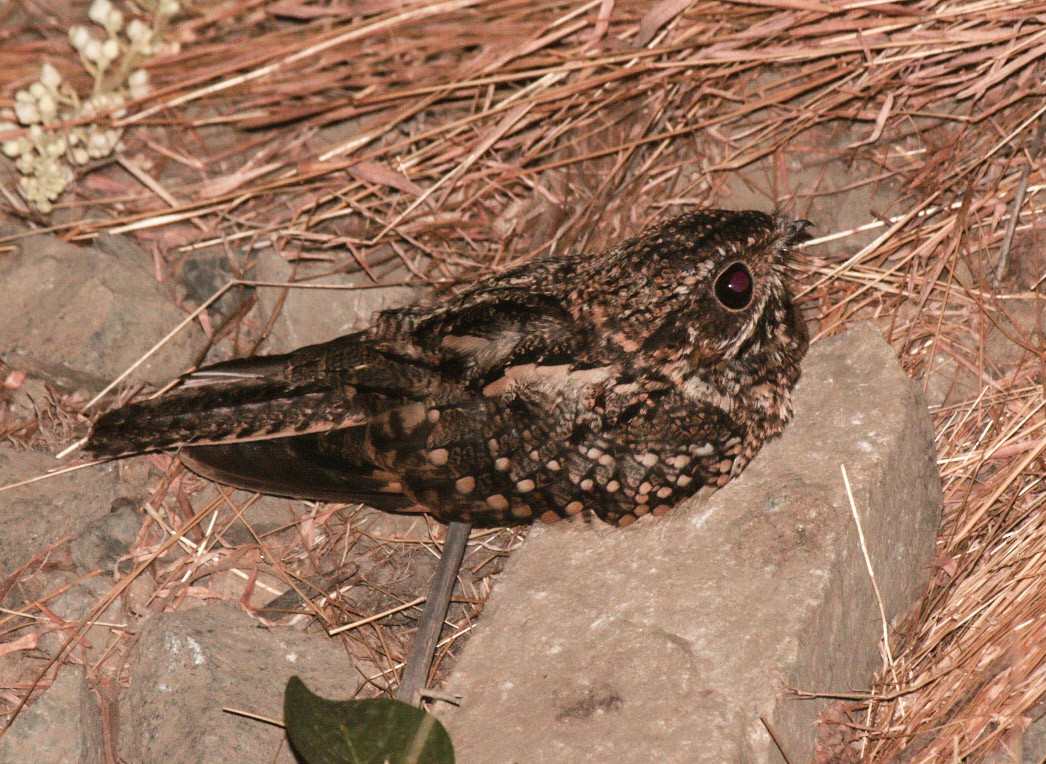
[86,209,811,527]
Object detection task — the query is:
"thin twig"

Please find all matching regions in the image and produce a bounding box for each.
[841,464,895,672]
[760,715,795,764]
[396,520,472,706]
[996,163,1031,281]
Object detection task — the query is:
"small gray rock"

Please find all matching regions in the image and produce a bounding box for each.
[0,447,121,576]
[254,246,417,352]
[119,604,369,764]
[69,498,142,573]
[0,666,105,764]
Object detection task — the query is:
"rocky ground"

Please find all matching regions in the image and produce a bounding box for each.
[0,141,941,763]
[1,5,1044,761]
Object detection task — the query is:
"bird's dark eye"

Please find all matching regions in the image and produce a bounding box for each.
[713,262,753,310]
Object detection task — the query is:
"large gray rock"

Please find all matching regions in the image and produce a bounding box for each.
[441,323,942,762]
[0,231,200,387]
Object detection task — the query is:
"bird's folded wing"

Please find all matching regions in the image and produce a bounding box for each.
[180,435,417,510]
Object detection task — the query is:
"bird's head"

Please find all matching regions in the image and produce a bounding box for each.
[581,209,810,374]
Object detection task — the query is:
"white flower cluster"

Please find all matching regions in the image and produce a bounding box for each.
[0,0,179,213]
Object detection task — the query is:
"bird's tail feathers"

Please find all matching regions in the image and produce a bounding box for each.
[85,379,366,458]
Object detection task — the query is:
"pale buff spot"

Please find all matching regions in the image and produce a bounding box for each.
[580,479,594,491]
[586,447,603,460]
[510,503,533,518]
[531,363,571,379]
[427,448,450,466]
[565,500,584,515]
[494,457,511,472]
[486,494,509,510]
[455,476,476,494]
[482,376,513,397]
[568,366,614,385]
[676,474,693,487]
[715,474,730,487]
[637,453,658,468]
[613,331,640,353]
[598,454,614,468]
[516,479,536,493]
[605,480,620,493]
[717,459,733,473]
[529,449,540,461]
[634,503,650,516]
[546,460,561,471]
[441,334,488,351]
[635,493,650,504]
[617,514,637,527]
[539,510,560,524]
[397,403,426,431]
[652,504,673,516]
[504,363,538,379]
[638,481,652,495]
[488,438,500,454]
[426,408,441,423]
[656,486,673,498]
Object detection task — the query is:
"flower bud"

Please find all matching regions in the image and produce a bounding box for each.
[101,38,120,63]
[88,0,113,26]
[69,26,92,52]
[40,63,63,90]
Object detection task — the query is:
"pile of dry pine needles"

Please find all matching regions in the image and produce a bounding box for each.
[1,0,1044,760]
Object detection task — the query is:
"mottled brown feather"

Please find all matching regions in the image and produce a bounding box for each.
[86,209,810,527]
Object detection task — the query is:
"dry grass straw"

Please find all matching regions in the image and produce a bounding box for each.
[1,0,1045,758]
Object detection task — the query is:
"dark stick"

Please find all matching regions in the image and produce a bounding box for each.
[996,161,1030,281]
[396,519,472,706]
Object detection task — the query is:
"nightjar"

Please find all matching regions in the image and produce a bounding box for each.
[86,209,811,528]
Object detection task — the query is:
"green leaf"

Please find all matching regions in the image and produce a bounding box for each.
[284,676,455,764]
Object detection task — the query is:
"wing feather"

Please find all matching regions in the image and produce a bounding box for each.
[181,434,418,510]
